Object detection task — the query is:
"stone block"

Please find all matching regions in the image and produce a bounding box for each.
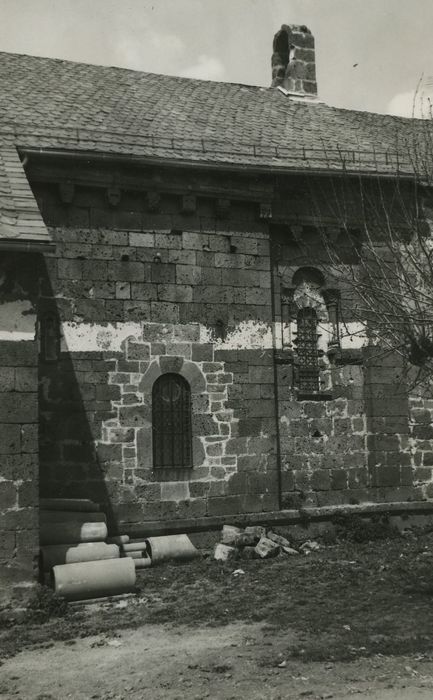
[371,466,401,488]
[161,481,190,501]
[150,301,180,323]
[20,424,38,454]
[235,531,257,546]
[221,524,243,545]
[413,425,433,440]
[15,528,38,564]
[255,536,280,558]
[226,472,248,495]
[118,404,151,427]
[58,259,83,279]
[191,343,213,362]
[214,543,235,561]
[192,437,206,467]
[151,263,176,284]
[400,466,414,486]
[123,300,151,321]
[0,481,17,511]
[310,469,331,491]
[0,342,37,367]
[348,467,368,488]
[367,434,400,452]
[18,480,38,508]
[294,470,311,491]
[192,414,219,436]
[267,531,292,549]
[0,393,37,423]
[130,283,157,301]
[0,424,21,454]
[0,530,15,559]
[108,262,144,282]
[209,481,226,497]
[0,367,15,391]
[331,469,348,490]
[115,282,131,299]
[2,453,37,481]
[207,496,242,516]
[240,546,257,559]
[82,260,108,280]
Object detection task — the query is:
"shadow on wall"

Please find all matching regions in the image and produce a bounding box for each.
[38,259,118,533]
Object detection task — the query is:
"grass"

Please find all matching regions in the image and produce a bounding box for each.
[3,528,433,663]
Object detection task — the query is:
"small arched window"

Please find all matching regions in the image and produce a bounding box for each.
[296,307,320,394]
[152,373,192,469]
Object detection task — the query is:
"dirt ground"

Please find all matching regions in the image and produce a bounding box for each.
[3,622,433,699]
[3,523,433,699]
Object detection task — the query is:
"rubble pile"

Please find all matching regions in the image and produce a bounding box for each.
[213,524,316,561]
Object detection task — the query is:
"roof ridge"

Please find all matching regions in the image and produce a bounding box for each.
[0,49,270,92]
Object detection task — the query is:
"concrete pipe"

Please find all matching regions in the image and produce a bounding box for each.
[133,556,152,570]
[41,543,119,571]
[52,557,136,602]
[39,498,100,512]
[145,535,199,564]
[40,521,108,546]
[40,511,106,524]
[107,535,130,545]
[124,550,147,559]
[122,542,149,553]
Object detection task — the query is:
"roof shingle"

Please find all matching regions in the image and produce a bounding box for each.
[0,50,431,244]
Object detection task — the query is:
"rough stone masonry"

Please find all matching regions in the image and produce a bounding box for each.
[0,23,432,591]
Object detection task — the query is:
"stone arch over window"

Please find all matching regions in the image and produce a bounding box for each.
[138,357,207,478]
[292,267,327,321]
[152,373,192,469]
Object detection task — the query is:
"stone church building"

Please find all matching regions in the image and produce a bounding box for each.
[1,24,433,587]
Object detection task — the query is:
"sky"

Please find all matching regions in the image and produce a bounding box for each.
[0,0,432,117]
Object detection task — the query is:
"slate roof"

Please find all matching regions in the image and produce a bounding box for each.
[0,50,431,244]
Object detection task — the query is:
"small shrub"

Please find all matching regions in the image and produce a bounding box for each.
[333,513,398,543]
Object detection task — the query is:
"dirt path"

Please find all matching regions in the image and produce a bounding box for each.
[2,621,433,700]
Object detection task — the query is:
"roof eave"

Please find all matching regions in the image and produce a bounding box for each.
[19,146,420,182]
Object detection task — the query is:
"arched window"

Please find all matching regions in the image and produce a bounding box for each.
[152,373,192,469]
[296,308,320,394]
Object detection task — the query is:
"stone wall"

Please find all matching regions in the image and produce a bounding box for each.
[278,363,368,508]
[37,213,278,531]
[0,253,39,584]
[29,169,430,537]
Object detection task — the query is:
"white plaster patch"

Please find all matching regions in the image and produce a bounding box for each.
[60,320,369,353]
[340,322,368,349]
[0,300,36,339]
[219,321,274,350]
[61,322,142,352]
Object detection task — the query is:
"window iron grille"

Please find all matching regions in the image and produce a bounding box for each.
[296,307,320,393]
[152,373,192,469]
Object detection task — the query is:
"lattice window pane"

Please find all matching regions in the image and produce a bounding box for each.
[297,307,320,393]
[152,373,192,468]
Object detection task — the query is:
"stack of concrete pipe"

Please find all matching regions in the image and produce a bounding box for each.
[118,534,200,567]
[40,498,136,602]
[40,499,200,601]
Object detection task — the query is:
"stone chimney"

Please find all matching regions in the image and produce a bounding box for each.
[271,24,317,97]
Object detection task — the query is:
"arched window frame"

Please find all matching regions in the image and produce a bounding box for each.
[152,373,193,470]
